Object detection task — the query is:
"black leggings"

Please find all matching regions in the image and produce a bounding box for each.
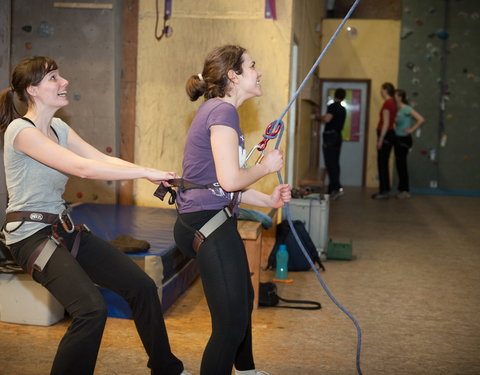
[8,225,183,375]
[377,129,396,193]
[394,134,413,192]
[323,130,343,193]
[174,211,255,375]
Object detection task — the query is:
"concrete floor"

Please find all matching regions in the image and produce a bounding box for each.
[1,187,479,375]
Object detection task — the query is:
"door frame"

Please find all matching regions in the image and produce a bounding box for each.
[319,78,371,187]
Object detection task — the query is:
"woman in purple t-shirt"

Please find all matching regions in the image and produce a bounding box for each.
[174,45,291,375]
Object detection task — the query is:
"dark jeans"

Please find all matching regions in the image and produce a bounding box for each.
[376,129,396,193]
[174,211,255,375]
[322,130,343,193]
[9,225,183,375]
[394,134,413,192]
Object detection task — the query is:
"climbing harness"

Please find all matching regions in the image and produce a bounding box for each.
[154,179,240,252]
[3,206,90,275]
[244,1,364,374]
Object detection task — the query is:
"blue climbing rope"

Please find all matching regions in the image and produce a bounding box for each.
[262,1,364,374]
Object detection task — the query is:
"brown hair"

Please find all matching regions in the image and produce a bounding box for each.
[0,56,58,131]
[185,45,246,101]
[395,89,409,105]
[381,82,395,98]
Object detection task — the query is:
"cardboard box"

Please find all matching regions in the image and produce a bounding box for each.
[0,272,64,326]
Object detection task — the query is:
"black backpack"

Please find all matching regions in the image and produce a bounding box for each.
[268,220,325,272]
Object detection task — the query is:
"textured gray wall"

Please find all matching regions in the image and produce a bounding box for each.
[10,0,122,203]
[398,0,480,193]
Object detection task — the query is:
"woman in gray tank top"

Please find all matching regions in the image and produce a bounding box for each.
[0,56,190,375]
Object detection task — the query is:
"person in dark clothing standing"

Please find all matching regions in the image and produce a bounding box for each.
[321,88,347,200]
[372,82,397,200]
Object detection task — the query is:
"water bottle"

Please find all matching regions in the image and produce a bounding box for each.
[275,244,289,280]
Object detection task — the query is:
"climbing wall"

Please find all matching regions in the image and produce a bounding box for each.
[10,0,122,203]
[398,0,480,193]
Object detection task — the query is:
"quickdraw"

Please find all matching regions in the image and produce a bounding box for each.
[243,120,284,166]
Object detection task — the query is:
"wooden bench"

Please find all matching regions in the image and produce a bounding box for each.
[237,207,278,308]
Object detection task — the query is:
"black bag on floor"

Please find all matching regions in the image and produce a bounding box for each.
[268,220,325,271]
[259,282,321,310]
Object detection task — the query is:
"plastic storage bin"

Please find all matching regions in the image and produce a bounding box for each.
[286,195,330,256]
[0,272,64,326]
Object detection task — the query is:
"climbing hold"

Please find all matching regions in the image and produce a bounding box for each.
[436,30,449,40]
[21,25,32,32]
[37,21,54,37]
[440,134,447,147]
[401,27,413,40]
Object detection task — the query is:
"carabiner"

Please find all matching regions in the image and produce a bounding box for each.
[59,212,75,233]
[243,145,261,167]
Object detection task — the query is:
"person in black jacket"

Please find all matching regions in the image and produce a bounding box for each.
[321,88,347,200]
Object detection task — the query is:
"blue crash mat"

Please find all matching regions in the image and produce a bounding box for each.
[70,203,198,317]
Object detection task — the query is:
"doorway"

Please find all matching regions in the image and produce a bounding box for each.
[319,79,370,187]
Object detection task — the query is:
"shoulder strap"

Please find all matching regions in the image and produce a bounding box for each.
[21,117,59,140]
[21,117,35,126]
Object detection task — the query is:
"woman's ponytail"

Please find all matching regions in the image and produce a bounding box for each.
[0,88,20,132]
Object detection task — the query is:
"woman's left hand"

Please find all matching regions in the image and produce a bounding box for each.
[269,184,291,208]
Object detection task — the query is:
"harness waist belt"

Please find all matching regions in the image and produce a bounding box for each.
[5,210,75,234]
[152,178,240,252]
[6,211,62,225]
[154,178,218,202]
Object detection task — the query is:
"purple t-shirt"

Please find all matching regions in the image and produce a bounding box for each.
[177,98,246,213]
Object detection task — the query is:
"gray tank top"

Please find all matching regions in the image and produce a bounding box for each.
[3,117,70,244]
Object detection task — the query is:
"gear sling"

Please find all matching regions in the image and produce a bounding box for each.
[3,206,89,275]
[154,178,240,252]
